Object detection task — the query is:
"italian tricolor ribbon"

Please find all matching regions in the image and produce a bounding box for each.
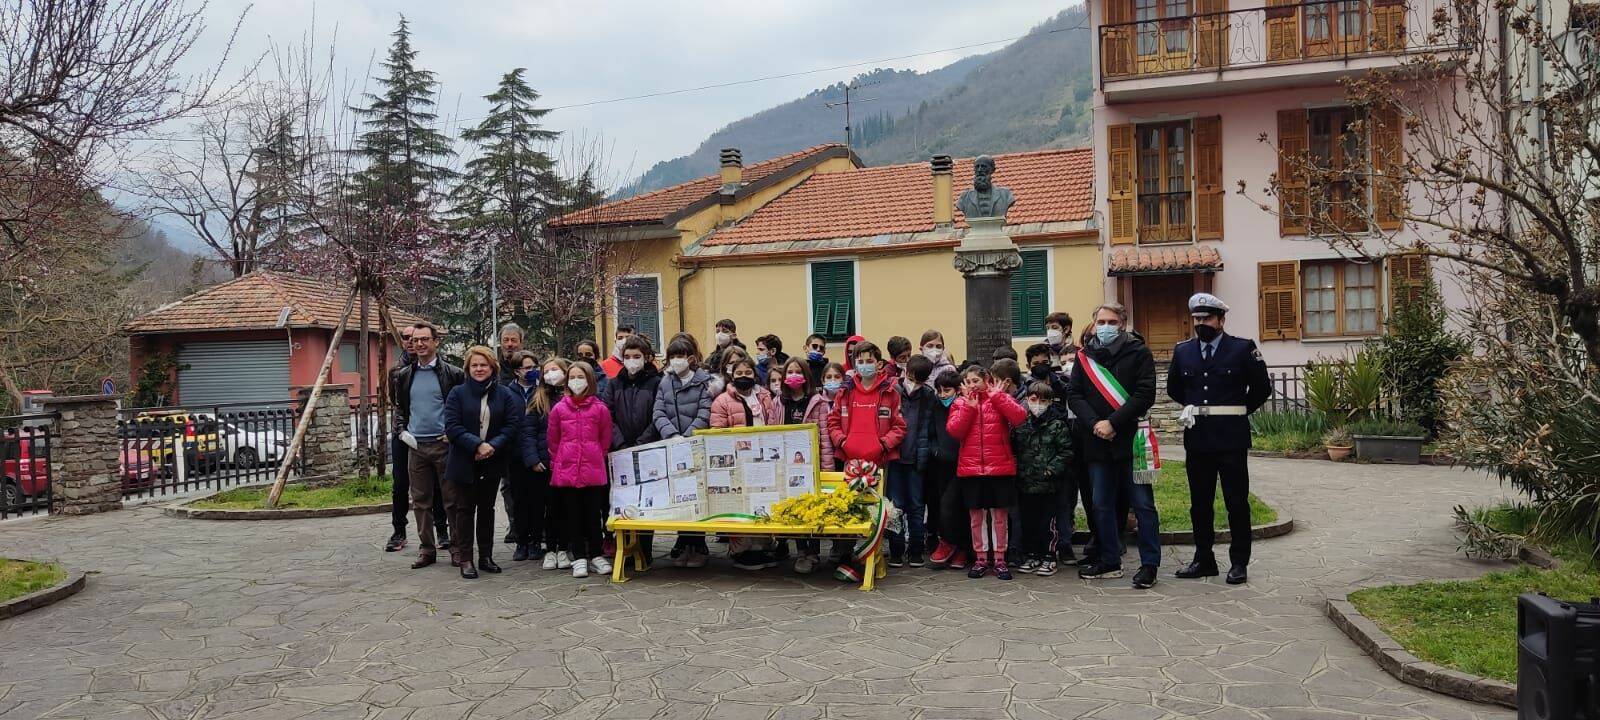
[1077,350,1162,485]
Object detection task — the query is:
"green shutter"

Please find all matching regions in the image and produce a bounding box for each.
[617,277,660,344]
[811,261,855,341]
[1009,250,1048,336]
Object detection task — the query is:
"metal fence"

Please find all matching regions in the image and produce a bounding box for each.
[1,414,56,519]
[1264,364,1310,413]
[117,402,302,502]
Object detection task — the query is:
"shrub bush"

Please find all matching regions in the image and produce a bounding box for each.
[1348,417,1427,437]
[1372,277,1467,435]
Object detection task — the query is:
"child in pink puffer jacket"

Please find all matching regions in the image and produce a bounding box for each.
[547,361,613,579]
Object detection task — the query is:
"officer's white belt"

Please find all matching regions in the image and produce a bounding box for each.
[1178,404,1246,429]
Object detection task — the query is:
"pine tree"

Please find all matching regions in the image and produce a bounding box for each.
[451,68,562,243]
[350,15,455,213]
[240,111,305,272]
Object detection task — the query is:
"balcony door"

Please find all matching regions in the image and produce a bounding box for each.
[1305,0,1365,57]
[1135,0,1193,73]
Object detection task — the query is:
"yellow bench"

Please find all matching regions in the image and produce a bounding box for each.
[605,473,888,591]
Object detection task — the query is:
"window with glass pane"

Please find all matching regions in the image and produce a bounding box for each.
[1337,0,1364,38]
[1139,127,1163,229]
[1164,0,1190,52]
[1166,125,1188,229]
[1306,2,1330,40]
[1137,0,1159,54]
[1343,263,1378,333]
[1135,121,1193,243]
[1306,107,1369,233]
[1302,264,1338,335]
[338,342,358,373]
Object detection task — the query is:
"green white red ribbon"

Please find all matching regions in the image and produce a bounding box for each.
[1077,350,1162,484]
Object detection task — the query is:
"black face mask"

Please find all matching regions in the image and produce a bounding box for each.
[731,376,757,392]
[1193,324,1220,342]
[1030,364,1052,379]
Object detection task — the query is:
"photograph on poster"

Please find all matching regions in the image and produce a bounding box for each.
[609,452,635,486]
[668,441,695,474]
[637,448,667,482]
[748,492,780,516]
[640,479,669,509]
[671,476,699,504]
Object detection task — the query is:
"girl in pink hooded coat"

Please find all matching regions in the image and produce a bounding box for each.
[547,361,613,579]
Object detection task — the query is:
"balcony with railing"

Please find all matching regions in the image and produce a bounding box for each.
[1098,0,1462,102]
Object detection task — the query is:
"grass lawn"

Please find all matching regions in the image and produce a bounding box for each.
[0,558,67,603]
[1072,460,1279,532]
[190,475,393,510]
[1349,505,1600,683]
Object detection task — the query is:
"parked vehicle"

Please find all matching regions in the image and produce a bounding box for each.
[130,411,224,475]
[1,427,49,509]
[200,413,288,469]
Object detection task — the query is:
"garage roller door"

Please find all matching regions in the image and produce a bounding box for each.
[177,340,291,407]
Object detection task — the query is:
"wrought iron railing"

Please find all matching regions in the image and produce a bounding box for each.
[1099,0,1460,82]
[117,402,301,501]
[1,414,57,519]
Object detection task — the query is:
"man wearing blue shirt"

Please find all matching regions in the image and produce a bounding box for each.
[393,323,465,569]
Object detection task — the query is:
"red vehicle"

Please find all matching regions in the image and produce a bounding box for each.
[1,427,50,509]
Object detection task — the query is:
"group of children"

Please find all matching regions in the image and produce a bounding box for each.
[499,313,1091,582]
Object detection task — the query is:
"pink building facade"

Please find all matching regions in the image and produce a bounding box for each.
[1090,0,1467,365]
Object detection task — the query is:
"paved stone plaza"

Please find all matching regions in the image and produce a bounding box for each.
[0,456,1517,719]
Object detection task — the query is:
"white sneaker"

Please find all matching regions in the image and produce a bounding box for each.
[542,551,559,571]
[685,549,708,568]
[591,556,613,574]
[793,554,818,575]
[556,551,573,569]
[571,559,589,578]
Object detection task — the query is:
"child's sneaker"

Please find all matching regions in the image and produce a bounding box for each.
[542,551,559,571]
[571,558,589,578]
[732,550,778,571]
[1018,558,1042,574]
[907,550,925,568]
[995,560,1013,581]
[928,541,955,568]
[1035,559,1059,577]
[685,548,709,569]
[670,545,689,568]
[591,556,613,575]
[555,551,573,569]
[967,561,989,579]
[793,554,819,574]
[949,550,969,570]
[1058,546,1079,566]
[888,553,906,568]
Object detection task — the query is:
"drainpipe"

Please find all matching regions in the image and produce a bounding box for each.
[677,260,701,336]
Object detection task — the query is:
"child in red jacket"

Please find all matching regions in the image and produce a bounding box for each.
[825,341,907,467]
[945,365,1028,580]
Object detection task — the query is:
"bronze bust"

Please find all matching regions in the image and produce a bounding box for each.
[957,155,1014,220]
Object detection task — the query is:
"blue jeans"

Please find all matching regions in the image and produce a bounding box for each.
[1088,460,1160,569]
[886,462,926,556]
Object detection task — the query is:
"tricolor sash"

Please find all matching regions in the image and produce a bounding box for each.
[1077,350,1162,484]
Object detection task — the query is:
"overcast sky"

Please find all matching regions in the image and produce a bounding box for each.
[176,0,1071,189]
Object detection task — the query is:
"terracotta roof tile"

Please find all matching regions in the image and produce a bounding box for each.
[123,271,425,334]
[1107,245,1223,275]
[701,148,1093,247]
[548,144,849,228]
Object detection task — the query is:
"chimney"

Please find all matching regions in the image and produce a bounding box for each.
[930,155,954,225]
[719,148,743,194]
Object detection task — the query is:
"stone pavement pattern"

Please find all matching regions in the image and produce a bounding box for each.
[0,457,1518,720]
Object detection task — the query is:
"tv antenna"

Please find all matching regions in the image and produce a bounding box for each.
[824,80,880,148]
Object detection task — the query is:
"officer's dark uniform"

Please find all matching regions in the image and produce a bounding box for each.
[1167,327,1271,578]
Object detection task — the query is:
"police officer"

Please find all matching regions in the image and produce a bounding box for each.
[1167,293,1271,584]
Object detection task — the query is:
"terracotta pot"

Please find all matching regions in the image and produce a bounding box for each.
[1326,445,1353,462]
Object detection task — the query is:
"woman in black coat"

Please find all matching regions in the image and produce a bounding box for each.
[444,346,525,579]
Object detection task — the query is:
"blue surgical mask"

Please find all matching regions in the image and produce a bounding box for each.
[940,395,956,408]
[1095,324,1121,345]
[823,380,843,393]
[755,352,769,364]
[855,362,878,379]
[807,351,824,362]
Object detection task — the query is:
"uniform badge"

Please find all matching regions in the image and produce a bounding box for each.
[1252,348,1264,362]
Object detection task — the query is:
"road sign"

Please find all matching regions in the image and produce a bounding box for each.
[101,377,115,395]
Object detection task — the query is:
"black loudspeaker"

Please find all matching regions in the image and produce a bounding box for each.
[1518,593,1600,720]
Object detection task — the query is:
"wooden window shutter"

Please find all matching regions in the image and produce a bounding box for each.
[1387,253,1429,309]
[1258,260,1301,339]
[1103,0,1135,76]
[1265,0,1301,61]
[1010,250,1049,336]
[1277,109,1308,236]
[1194,116,1224,240]
[1194,0,1230,68]
[1108,124,1137,245]
[1370,105,1405,230]
[811,262,854,341]
[1371,0,1406,51]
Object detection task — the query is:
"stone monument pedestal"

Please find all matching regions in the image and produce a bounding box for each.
[952,216,1021,364]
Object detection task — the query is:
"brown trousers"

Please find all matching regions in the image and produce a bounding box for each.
[407,439,458,556]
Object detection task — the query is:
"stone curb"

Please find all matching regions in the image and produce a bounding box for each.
[1067,513,1294,545]
[1324,595,1516,708]
[0,565,86,622]
[1246,449,1457,466]
[164,499,391,521]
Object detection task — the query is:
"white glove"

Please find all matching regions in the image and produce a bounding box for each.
[1178,405,1199,430]
[399,430,419,450]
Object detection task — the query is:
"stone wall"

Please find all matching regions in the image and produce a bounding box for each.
[295,384,353,481]
[39,395,122,515]
[1150,371,1183,440]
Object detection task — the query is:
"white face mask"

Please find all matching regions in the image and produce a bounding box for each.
[623,358,645,373]
[922,346,942,362]
[543,369,565,386]
[715,332,731,346]
[1046,329,1064,344]
[614,340,626,357]
[668,358,690,375]
[1027,401,1049,416]
[567,377,588,394]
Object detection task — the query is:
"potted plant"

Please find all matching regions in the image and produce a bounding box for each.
[1348,417,1428,464]
[1322,427,1353,461]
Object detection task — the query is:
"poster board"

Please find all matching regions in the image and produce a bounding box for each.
[608,424,820,522]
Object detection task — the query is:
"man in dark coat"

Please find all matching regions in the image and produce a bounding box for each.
[393,322,466,569]
[1066,303,1161,589]
[1168,293,1272,585]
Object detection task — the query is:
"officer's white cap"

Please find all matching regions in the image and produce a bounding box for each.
[1189,293,1229,316]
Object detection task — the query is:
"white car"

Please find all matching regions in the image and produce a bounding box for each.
[201,415,289,469]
